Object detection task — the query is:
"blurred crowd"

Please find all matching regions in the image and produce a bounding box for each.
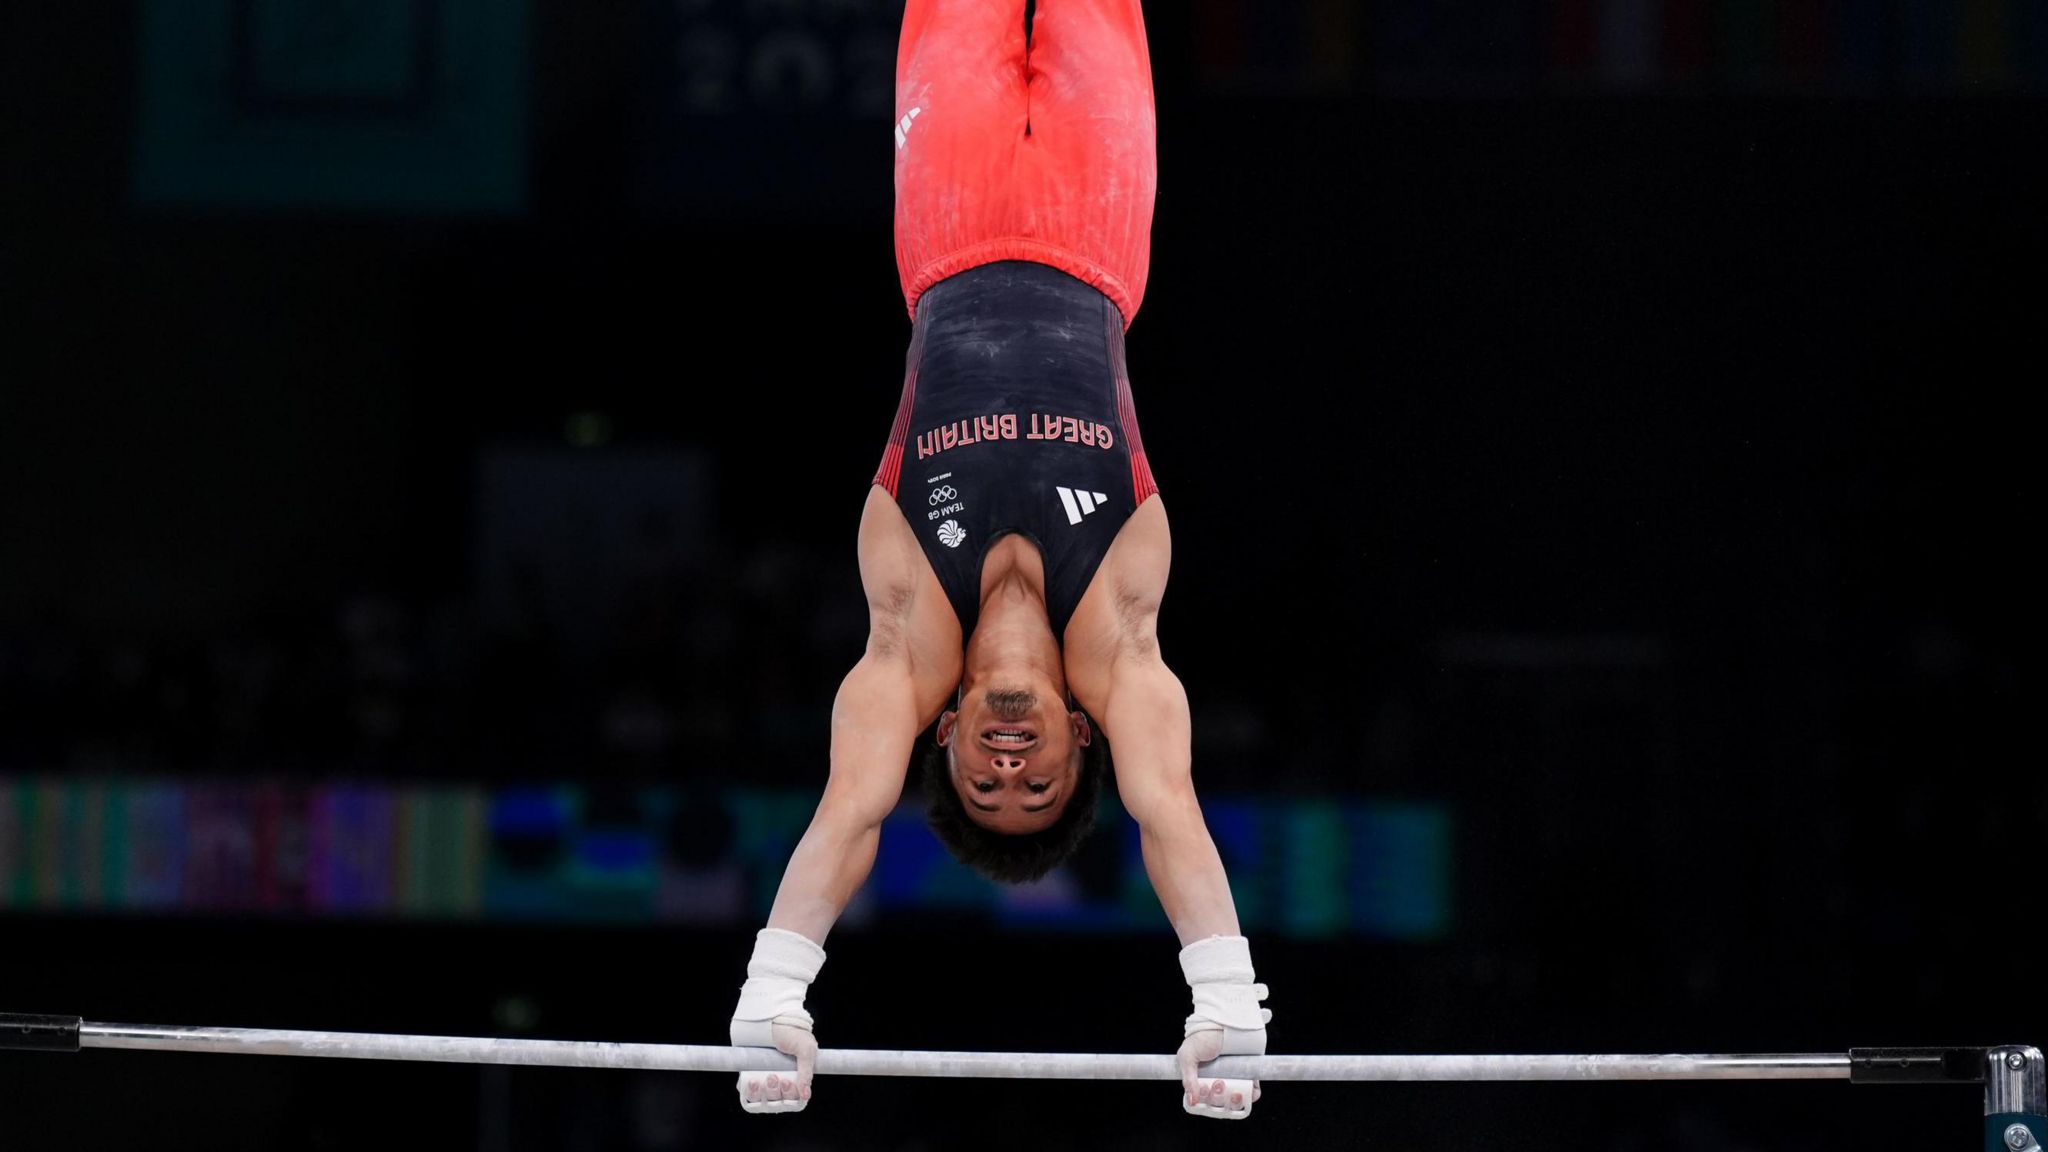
[0,552,866,788]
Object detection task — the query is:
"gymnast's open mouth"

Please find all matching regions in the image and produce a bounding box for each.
[980,727,1038,750]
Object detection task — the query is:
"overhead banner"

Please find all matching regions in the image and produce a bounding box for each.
[134,0,528,213]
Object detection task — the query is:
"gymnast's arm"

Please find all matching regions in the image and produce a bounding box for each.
[1067,500,1241,944]
[764,487,962,942]
[1069,500,1267,1117]
[730,491,957,1111]
[1100,655,1242,944]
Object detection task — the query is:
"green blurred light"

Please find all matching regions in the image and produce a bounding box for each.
[565,411,614,448]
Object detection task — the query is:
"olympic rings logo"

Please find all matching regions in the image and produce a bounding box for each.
[928,486,958,505]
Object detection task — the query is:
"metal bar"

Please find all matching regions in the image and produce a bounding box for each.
[2,1014,81,1053]
[76,1023,1851,1082]
[1852,1046,1989,1084]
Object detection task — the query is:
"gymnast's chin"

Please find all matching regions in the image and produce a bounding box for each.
[920,682,1110,884]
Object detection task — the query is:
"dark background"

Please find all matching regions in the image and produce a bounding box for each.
[3,0,2042,1149]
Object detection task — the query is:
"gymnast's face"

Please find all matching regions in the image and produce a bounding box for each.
[937,686,1091,834]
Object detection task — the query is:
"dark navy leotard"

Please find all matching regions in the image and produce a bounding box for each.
[873,262,1159,639]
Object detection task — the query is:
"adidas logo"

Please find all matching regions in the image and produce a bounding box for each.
[894,107,922,150]
[1056,486,1110,526]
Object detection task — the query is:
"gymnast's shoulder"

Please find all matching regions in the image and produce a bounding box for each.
[1064,497,1173,703]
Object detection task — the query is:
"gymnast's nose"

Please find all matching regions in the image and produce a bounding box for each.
[989,755,1027,774]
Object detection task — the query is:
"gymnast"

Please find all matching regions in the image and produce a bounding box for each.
[727,0,1271,1120]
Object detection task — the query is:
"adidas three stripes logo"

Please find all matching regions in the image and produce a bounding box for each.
[1056,487,1110,526]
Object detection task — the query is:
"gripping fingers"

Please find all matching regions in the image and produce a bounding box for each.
[737,1070,809,1114]
[1183,1076,1257,1120]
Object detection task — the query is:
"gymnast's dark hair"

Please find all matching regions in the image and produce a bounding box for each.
[919,717,1110,884]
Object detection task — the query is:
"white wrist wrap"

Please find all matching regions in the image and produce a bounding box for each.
[1180,935,1271,1046]
[729,928,825,1047]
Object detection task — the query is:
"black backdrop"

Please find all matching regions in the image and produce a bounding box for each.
[3,1,2042,1149]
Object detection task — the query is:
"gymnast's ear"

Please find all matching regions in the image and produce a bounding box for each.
[1067,710,1092,748]
[936,710,959,747]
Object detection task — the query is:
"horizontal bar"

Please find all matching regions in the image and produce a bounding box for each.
[1851,1047,1990,1085]
[77,1023,1851,1082]
[3,1014,81,1053]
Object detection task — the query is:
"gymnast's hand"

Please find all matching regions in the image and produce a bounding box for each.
[1176,935,1271,1120]
[729,927,827,1113]
[1178,1026,1263,1117]
[736,1021,817,1111]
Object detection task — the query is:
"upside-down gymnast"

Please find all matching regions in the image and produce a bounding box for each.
[726,0,1272,1120]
